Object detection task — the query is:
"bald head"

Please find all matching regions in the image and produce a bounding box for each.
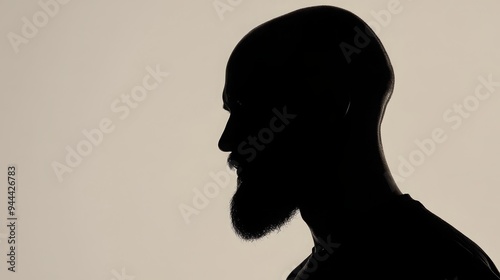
[223,5,394,123]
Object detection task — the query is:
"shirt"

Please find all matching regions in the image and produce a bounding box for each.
[287,193,500,279]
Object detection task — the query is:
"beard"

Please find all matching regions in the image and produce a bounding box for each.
[228,153,300,241]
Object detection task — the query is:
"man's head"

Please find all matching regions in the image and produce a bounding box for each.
[218,5,394,240]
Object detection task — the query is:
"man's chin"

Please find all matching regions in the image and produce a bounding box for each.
[229,176,299,241]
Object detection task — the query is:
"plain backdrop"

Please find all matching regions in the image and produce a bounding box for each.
[0,1,499,279]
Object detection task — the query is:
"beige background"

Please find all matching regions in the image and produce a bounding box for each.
[1,0,499,279]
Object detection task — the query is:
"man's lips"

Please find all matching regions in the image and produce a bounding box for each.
[236,165,246,176]
[229,159,246,176]
[228,153,244,170]
[227,153,252,177]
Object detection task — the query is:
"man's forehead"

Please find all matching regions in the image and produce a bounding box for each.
[222,86,230,110]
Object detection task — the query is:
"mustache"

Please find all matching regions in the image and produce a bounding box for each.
[227,152,246,170]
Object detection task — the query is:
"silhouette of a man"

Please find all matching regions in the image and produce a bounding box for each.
[218,5,500,279]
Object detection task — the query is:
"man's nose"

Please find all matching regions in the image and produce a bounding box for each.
[218,117,237,152]
[218,130,232,152]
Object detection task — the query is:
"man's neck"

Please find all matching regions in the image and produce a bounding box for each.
[298,168,403,250]
[298,121,404,247]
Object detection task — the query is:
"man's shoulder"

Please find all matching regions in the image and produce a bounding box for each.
[313,194,500,279]
[365,194,500,279]
[287,194,500,279]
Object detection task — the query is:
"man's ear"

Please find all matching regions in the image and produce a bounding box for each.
[329,92,350,122]
[300,50,352,122]
[342,94,351,118]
